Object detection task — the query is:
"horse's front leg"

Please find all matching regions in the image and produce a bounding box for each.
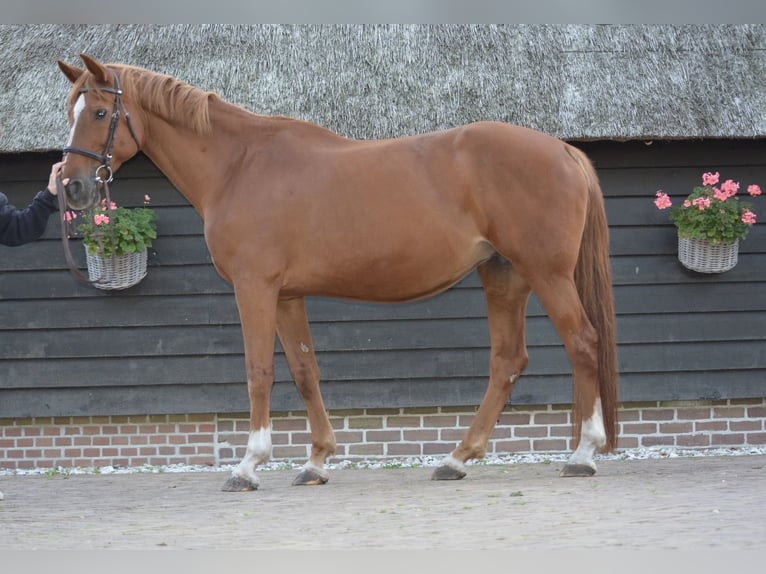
[221,285,279,492]
[276,297,336,486]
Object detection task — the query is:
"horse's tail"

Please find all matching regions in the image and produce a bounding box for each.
[568,145,619,451]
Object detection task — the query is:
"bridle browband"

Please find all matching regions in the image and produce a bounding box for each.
[62,68,140,184]
[58,67,141,286]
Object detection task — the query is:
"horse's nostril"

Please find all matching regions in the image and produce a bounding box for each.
[63,179,96,210]
[65,179,82,198]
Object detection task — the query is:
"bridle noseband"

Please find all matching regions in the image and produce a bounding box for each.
[63,68,140,184]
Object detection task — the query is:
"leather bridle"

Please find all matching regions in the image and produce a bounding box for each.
[58,68,140,286]
[62,68,140,184]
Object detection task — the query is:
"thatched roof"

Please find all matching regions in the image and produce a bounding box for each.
[1,24,765,153]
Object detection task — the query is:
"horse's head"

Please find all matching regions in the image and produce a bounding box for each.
[57,53,142,211]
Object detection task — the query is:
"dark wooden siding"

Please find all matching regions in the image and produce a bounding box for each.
[1,139,765,418]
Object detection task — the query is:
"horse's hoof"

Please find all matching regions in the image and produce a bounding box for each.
[560,463,597,477]
[292,468,329,486]
[221,476,258,492]
[431,464,467,481]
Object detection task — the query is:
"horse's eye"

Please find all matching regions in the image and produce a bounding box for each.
[95,109,107,119]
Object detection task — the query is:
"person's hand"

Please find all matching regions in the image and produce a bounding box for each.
[47,161,69,195]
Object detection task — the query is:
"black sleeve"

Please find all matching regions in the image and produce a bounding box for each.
[0,189,59,247]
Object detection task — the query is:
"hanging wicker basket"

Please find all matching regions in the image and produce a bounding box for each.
[677,235,738,274]
[85,247,148,290]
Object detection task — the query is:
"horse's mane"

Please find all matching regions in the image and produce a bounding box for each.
[68,64,216,135]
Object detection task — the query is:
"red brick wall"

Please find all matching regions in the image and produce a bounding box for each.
[1,399,764,471]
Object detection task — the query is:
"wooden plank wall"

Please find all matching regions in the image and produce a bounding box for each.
[1,139,764,418]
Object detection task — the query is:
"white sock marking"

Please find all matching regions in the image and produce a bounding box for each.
[440,455,467,474]
[567,398,606,468]
[233,427,271,485]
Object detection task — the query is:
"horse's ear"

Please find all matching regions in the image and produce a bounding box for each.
[57,60,84,84]
[79,53,111,84]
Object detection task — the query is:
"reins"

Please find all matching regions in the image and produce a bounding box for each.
[56,173,115,287]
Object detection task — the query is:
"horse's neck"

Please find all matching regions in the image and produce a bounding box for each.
[141,104,340,218]
[140,104,250,217]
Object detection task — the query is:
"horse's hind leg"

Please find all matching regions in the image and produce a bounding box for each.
[433,257,531,480]
[276,297,336,486]
[529,274,606,477]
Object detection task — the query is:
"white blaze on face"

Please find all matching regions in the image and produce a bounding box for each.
[66,94,86,147]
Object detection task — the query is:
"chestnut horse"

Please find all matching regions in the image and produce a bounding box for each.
[58,54,618,491]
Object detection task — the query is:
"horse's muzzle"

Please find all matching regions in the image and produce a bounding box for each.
[64,178,100,211]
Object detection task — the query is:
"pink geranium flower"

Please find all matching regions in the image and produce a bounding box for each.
[713,187,729,202]
[74,197,157,259]
[720,179,739,198]
[741,210,757,225]
[654,191,672,210]
[652,170,760,246]
[702,172,720,186]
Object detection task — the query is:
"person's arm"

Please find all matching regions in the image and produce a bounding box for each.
[0,189,58,246]
[0,162,63,247]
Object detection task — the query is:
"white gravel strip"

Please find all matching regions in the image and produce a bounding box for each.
[1,446,765,477]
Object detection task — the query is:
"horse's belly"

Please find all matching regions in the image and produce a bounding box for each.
[286,236,495,303]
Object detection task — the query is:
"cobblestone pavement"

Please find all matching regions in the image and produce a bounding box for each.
[1,454,764,550]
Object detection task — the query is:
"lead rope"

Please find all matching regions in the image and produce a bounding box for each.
[56,174,116,287]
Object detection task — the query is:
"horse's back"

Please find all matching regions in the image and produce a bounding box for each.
[208,118,590,300]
